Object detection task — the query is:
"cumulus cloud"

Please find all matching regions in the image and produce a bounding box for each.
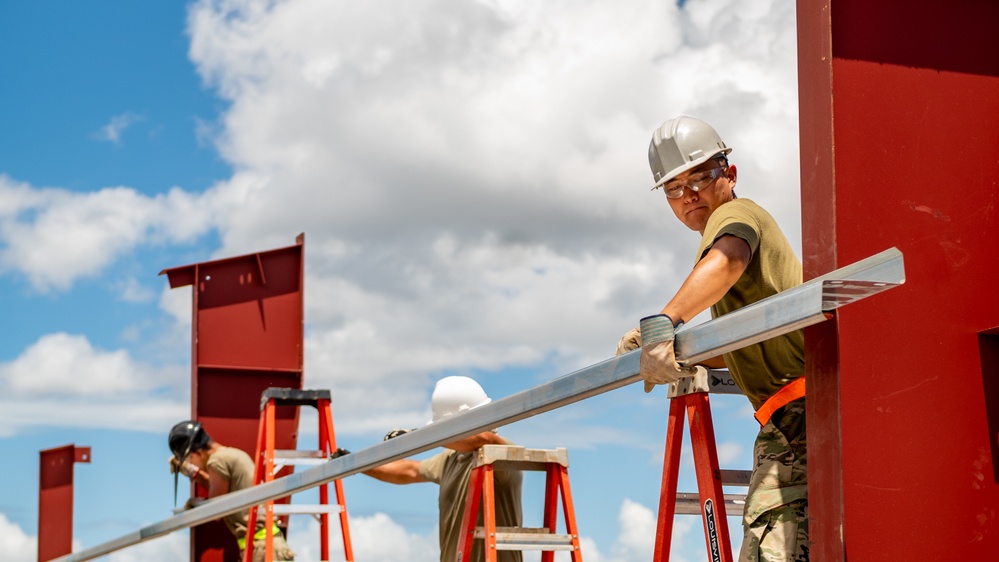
[0,512,188,562]
[105,532,189,562]
[295,512,439,562]
[0,333,187,436]
[0,514,35,562]
[0,175,213,292]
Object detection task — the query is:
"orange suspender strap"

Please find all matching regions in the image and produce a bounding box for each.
[754,376,806,427]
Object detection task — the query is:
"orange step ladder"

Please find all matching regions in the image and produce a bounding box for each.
[654,370,750,562]
[245,388,354,562]
[457,445,583,562]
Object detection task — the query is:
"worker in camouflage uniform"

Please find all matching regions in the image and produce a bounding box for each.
[617,116,807,561]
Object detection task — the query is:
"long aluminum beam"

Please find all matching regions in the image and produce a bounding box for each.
[54,247,904,562]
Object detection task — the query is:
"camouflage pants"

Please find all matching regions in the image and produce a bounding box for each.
[739,398,809,562]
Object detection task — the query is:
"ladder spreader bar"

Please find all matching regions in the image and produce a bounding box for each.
[53,247,903,562]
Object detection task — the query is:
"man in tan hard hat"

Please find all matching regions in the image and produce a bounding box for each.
[617,116,807,561]
[362,376,523,562]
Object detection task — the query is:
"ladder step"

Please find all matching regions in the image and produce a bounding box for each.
[674,493,747,516]
[474,527,576,551]
[271,504,346,515]
[475,445,570,470]
[272,450,328,472]
[260,387,331,408]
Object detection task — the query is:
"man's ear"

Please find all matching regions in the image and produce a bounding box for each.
[726,164,737,184]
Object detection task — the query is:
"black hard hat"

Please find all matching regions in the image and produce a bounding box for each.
[168,420,210,462]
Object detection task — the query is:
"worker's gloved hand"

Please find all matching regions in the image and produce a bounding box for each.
[184,496,207,510]
[331,448,351,459]
[169,456,200,478]
[639,314,698,393]
[616,327,642,355]
[384,428,413,441]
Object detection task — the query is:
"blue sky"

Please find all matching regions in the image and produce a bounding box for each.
[0,1,800,561]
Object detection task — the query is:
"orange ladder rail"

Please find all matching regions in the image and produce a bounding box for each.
[457,445,583,562]
[245,388,354,562]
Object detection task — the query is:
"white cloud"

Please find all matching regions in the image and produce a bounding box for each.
[299,512,439,562]
[93,112,144,144]
[177,0,800,406]
[0,177,213,292]
[717,441,744,467]
[0,512,189,562]
[0,514,35,562]
[106,531,189,562]
[0,333,187,436]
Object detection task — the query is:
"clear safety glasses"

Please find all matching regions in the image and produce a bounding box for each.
[662,166,726,200]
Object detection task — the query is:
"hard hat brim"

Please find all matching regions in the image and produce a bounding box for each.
[650,147,732,191]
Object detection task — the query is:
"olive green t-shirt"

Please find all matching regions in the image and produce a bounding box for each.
[696,198,805,410]
[419,442,523,562]
[205,446,260,540]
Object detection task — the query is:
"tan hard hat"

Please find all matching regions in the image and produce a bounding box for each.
[648,116,732,190]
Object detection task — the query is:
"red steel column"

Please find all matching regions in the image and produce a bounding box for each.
[160,234,306,562]
[797,1,999,560]
[38,445,91,562]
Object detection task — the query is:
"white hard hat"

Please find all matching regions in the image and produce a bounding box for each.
[648,116,732,190]
[429,376,492,423]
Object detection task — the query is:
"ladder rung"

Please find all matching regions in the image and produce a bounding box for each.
[273,449,326,459]
[272,450,328,472]
[273,458,329,466]
[271,504,345,515]
[719,469,752,486]
[674,493,746,515]
[474,527,576,551]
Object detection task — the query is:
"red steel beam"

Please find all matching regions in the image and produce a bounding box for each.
[38,445,91,562]
[797,1,999,559]
[160,234,306,562]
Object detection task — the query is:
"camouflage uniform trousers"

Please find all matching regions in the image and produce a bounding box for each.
[739,397,809,562]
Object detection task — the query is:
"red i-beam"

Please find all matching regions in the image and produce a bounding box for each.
[38,444,91,562]
[797,1,999,560]
[160,234,306,562]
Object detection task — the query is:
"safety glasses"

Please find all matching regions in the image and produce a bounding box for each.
[662,166,726,200]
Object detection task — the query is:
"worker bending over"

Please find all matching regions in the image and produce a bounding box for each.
[169,421,296,561]
[618,116,807,561]
[363,376,523,562]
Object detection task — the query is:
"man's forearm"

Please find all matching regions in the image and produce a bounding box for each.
[363,459,425,485]
[444,431,505,453]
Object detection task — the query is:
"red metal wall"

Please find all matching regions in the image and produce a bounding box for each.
[161,235,306,562]
[798,1,999,560]
[37,445,90,562]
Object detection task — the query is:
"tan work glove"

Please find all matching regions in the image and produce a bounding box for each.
[169,456,200,479]
[184,496,207,510]
[615,327,642,355]
[639,314,698,393]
